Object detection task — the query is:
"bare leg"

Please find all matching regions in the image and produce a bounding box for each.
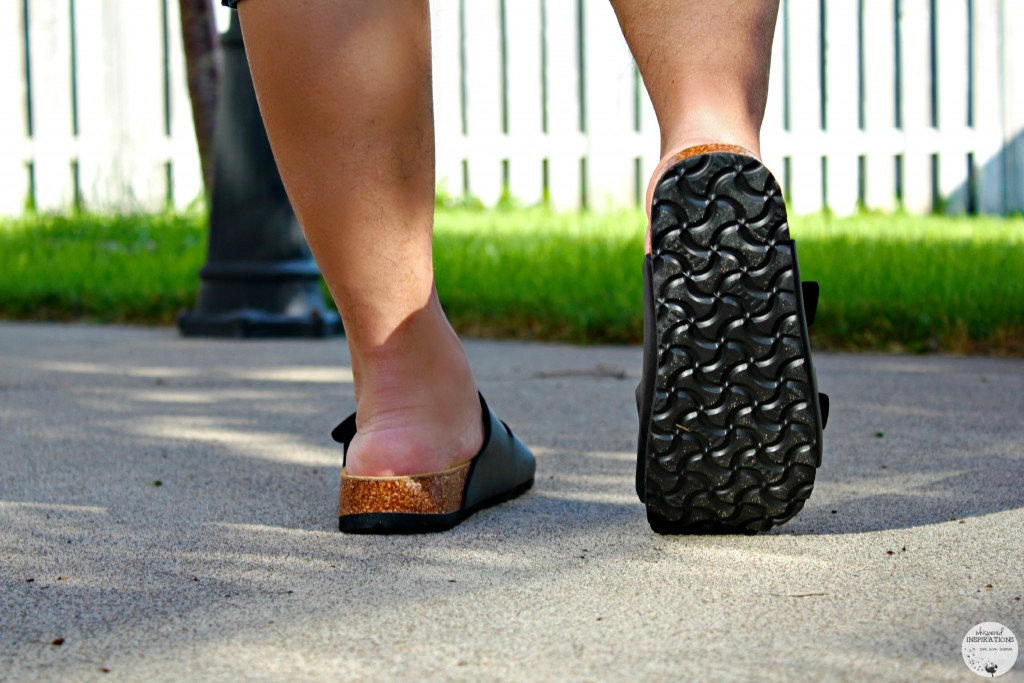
[608,0,780,249]
[237,0,482,476]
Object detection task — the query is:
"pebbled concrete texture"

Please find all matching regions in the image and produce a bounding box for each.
[0,321,1022,682]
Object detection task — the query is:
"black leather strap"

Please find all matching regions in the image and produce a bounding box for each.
[462,395,536,510]
[635,254,657,501]
[330,412,358,467]
[802,280,820,326]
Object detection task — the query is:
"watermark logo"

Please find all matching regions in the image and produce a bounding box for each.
[963,622,1018,677]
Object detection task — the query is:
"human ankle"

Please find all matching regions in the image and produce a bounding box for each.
[344,379,484,476]
[343,295,484,476]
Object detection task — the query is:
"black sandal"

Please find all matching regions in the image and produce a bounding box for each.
[334,393,535,534]
[635,144,829,534]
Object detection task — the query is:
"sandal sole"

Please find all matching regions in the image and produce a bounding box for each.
[642,152,824,534]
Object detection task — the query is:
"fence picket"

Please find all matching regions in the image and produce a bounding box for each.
[785,0,824,215]
[72,2,105,209]
[581,0,636,209]
[0,2,30,214]
[1003,0,1024,213]
[934,0,970,213]
[824,0,861,216]
[897,0,933,214]
[543,0,583,209]
[503,0,544,206]
[861,0,898,213]
[430,0,465,201]
[462,0,504,206]
[117,0,171,210]
[27,0,75,211]
[972,0,1005,214]
[75,0,167,211]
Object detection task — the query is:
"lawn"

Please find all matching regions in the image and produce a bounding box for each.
[1,208,1022,355]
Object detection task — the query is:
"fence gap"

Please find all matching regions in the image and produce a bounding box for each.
[22,0,33,138]
[71,159,80,210]
[784,156,792,202]
[857,0,865,130]
[966,0,974,128]
[69,0,78,137]
[819,0,827,130]
[575,0,586,134]
[579,156,588,209]
[164,160,173,209]
[161,0,172,139]
[69,0,79,210]
[894,0,903,129]
[928,0,938,127]
[633,156,642,208]
[821,156,828,211]
[857,155,866,209]
[27,160,36,211]
[498,0,509,136]
[632,65,641,133]
[782,0,791,131]
[458,0,468,137]
[501,158,510,201]
[542,157,550,205]
[540,0,548,134]
[498,0,509,201]
[966,152,977,214]
[895,154,904,206]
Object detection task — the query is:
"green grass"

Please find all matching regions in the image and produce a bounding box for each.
[782,213,1024,354]
[434,208,645,343]
[2,208,1023,354]
[0,211,207,324]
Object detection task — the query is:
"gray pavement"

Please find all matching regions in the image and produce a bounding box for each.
[1,321,1022,682]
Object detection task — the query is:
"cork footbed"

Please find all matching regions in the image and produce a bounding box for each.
[339,461,472,516]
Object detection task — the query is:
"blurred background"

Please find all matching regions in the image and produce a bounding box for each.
[1,0,1022,353]
[2,0,1021,215]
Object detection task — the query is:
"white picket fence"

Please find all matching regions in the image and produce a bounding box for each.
[1,0,1022,217]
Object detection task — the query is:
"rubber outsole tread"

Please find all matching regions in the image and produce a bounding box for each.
[642,153,824,534]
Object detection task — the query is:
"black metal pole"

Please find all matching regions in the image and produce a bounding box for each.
[178,13,342,338]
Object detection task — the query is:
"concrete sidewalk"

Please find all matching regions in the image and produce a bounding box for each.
[1,322,1022,682]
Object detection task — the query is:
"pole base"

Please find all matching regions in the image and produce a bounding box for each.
[178,308,342,338]
[177,263,343,338]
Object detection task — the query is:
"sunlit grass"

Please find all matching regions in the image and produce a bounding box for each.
[0,211,206,324]
[787,213,1024,353]
[2,207,1022,354]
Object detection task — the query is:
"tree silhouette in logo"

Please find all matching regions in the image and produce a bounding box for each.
[964,650,999,677]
